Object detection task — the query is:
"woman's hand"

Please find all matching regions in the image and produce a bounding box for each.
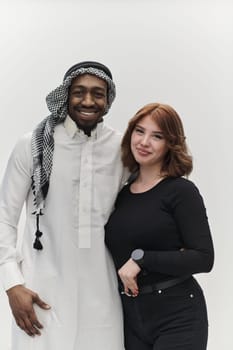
[118,258,141,297]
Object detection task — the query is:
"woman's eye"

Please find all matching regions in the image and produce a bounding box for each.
[153,134,163,140]
[135,128,143,134]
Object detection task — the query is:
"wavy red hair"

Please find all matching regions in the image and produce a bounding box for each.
[121,103,193,177]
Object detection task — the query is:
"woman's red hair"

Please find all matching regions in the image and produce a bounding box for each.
[121,103,193,177]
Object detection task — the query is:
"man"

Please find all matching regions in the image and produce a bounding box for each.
[0,61,128,349]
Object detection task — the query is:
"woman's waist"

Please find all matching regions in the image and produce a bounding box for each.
[137,271,188,286]
[119,273,194,296]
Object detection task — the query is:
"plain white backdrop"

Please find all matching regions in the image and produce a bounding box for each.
[0,0,232,349]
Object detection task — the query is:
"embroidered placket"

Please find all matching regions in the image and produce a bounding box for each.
[78,139,93,248]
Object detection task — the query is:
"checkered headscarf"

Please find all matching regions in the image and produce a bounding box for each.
[31,61,116,249]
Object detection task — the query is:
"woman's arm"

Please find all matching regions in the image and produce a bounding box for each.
[143,180,214,276]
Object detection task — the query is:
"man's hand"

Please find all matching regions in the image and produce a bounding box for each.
[118,258,141,297]
[6,285,51,337]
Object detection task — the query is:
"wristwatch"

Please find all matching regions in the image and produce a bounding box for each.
[131,249,144,269]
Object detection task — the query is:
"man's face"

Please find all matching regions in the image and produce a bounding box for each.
[68,74,108,132]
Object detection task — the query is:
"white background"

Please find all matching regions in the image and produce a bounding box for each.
[0,0,232,349]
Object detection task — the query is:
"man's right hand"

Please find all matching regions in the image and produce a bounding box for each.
[6,285,51,337]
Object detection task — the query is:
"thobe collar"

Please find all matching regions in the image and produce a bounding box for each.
[64,115,103,140]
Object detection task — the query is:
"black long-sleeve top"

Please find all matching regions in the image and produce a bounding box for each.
[105,177,214,286]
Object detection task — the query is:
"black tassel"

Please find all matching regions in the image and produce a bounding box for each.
[33,212,43,250]
[33,233,43,250]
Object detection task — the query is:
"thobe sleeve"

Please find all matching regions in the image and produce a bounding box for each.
[0,134,32,291]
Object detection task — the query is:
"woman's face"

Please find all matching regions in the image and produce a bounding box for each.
[130,115,168,169]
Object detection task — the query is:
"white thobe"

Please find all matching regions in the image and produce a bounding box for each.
[0,116,128,350]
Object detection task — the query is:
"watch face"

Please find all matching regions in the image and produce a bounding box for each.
[132,249,144,261]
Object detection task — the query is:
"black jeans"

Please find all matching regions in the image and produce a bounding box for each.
[121,277,208,350]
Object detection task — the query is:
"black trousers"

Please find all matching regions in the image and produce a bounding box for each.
[121,277,208,350]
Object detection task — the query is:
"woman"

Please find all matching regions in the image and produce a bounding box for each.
[105,103,214,350]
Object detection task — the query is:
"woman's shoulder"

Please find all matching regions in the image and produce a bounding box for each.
[164,177,202,203]
[167,176,198,191]
[119,181,131,195]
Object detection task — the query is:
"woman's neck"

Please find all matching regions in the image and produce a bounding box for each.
[130,166,166,193]
[136,165,164,184]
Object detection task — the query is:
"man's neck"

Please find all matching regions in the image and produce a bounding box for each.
[76,118,103,137]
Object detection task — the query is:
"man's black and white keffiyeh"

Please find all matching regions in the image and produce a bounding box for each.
[31,62,116,249]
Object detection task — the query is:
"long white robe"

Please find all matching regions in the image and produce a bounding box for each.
[0,117,128,350]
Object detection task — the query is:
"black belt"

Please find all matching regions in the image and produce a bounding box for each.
[120,276,191,296]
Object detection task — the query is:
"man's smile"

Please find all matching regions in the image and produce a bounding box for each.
[75,109,100,119]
